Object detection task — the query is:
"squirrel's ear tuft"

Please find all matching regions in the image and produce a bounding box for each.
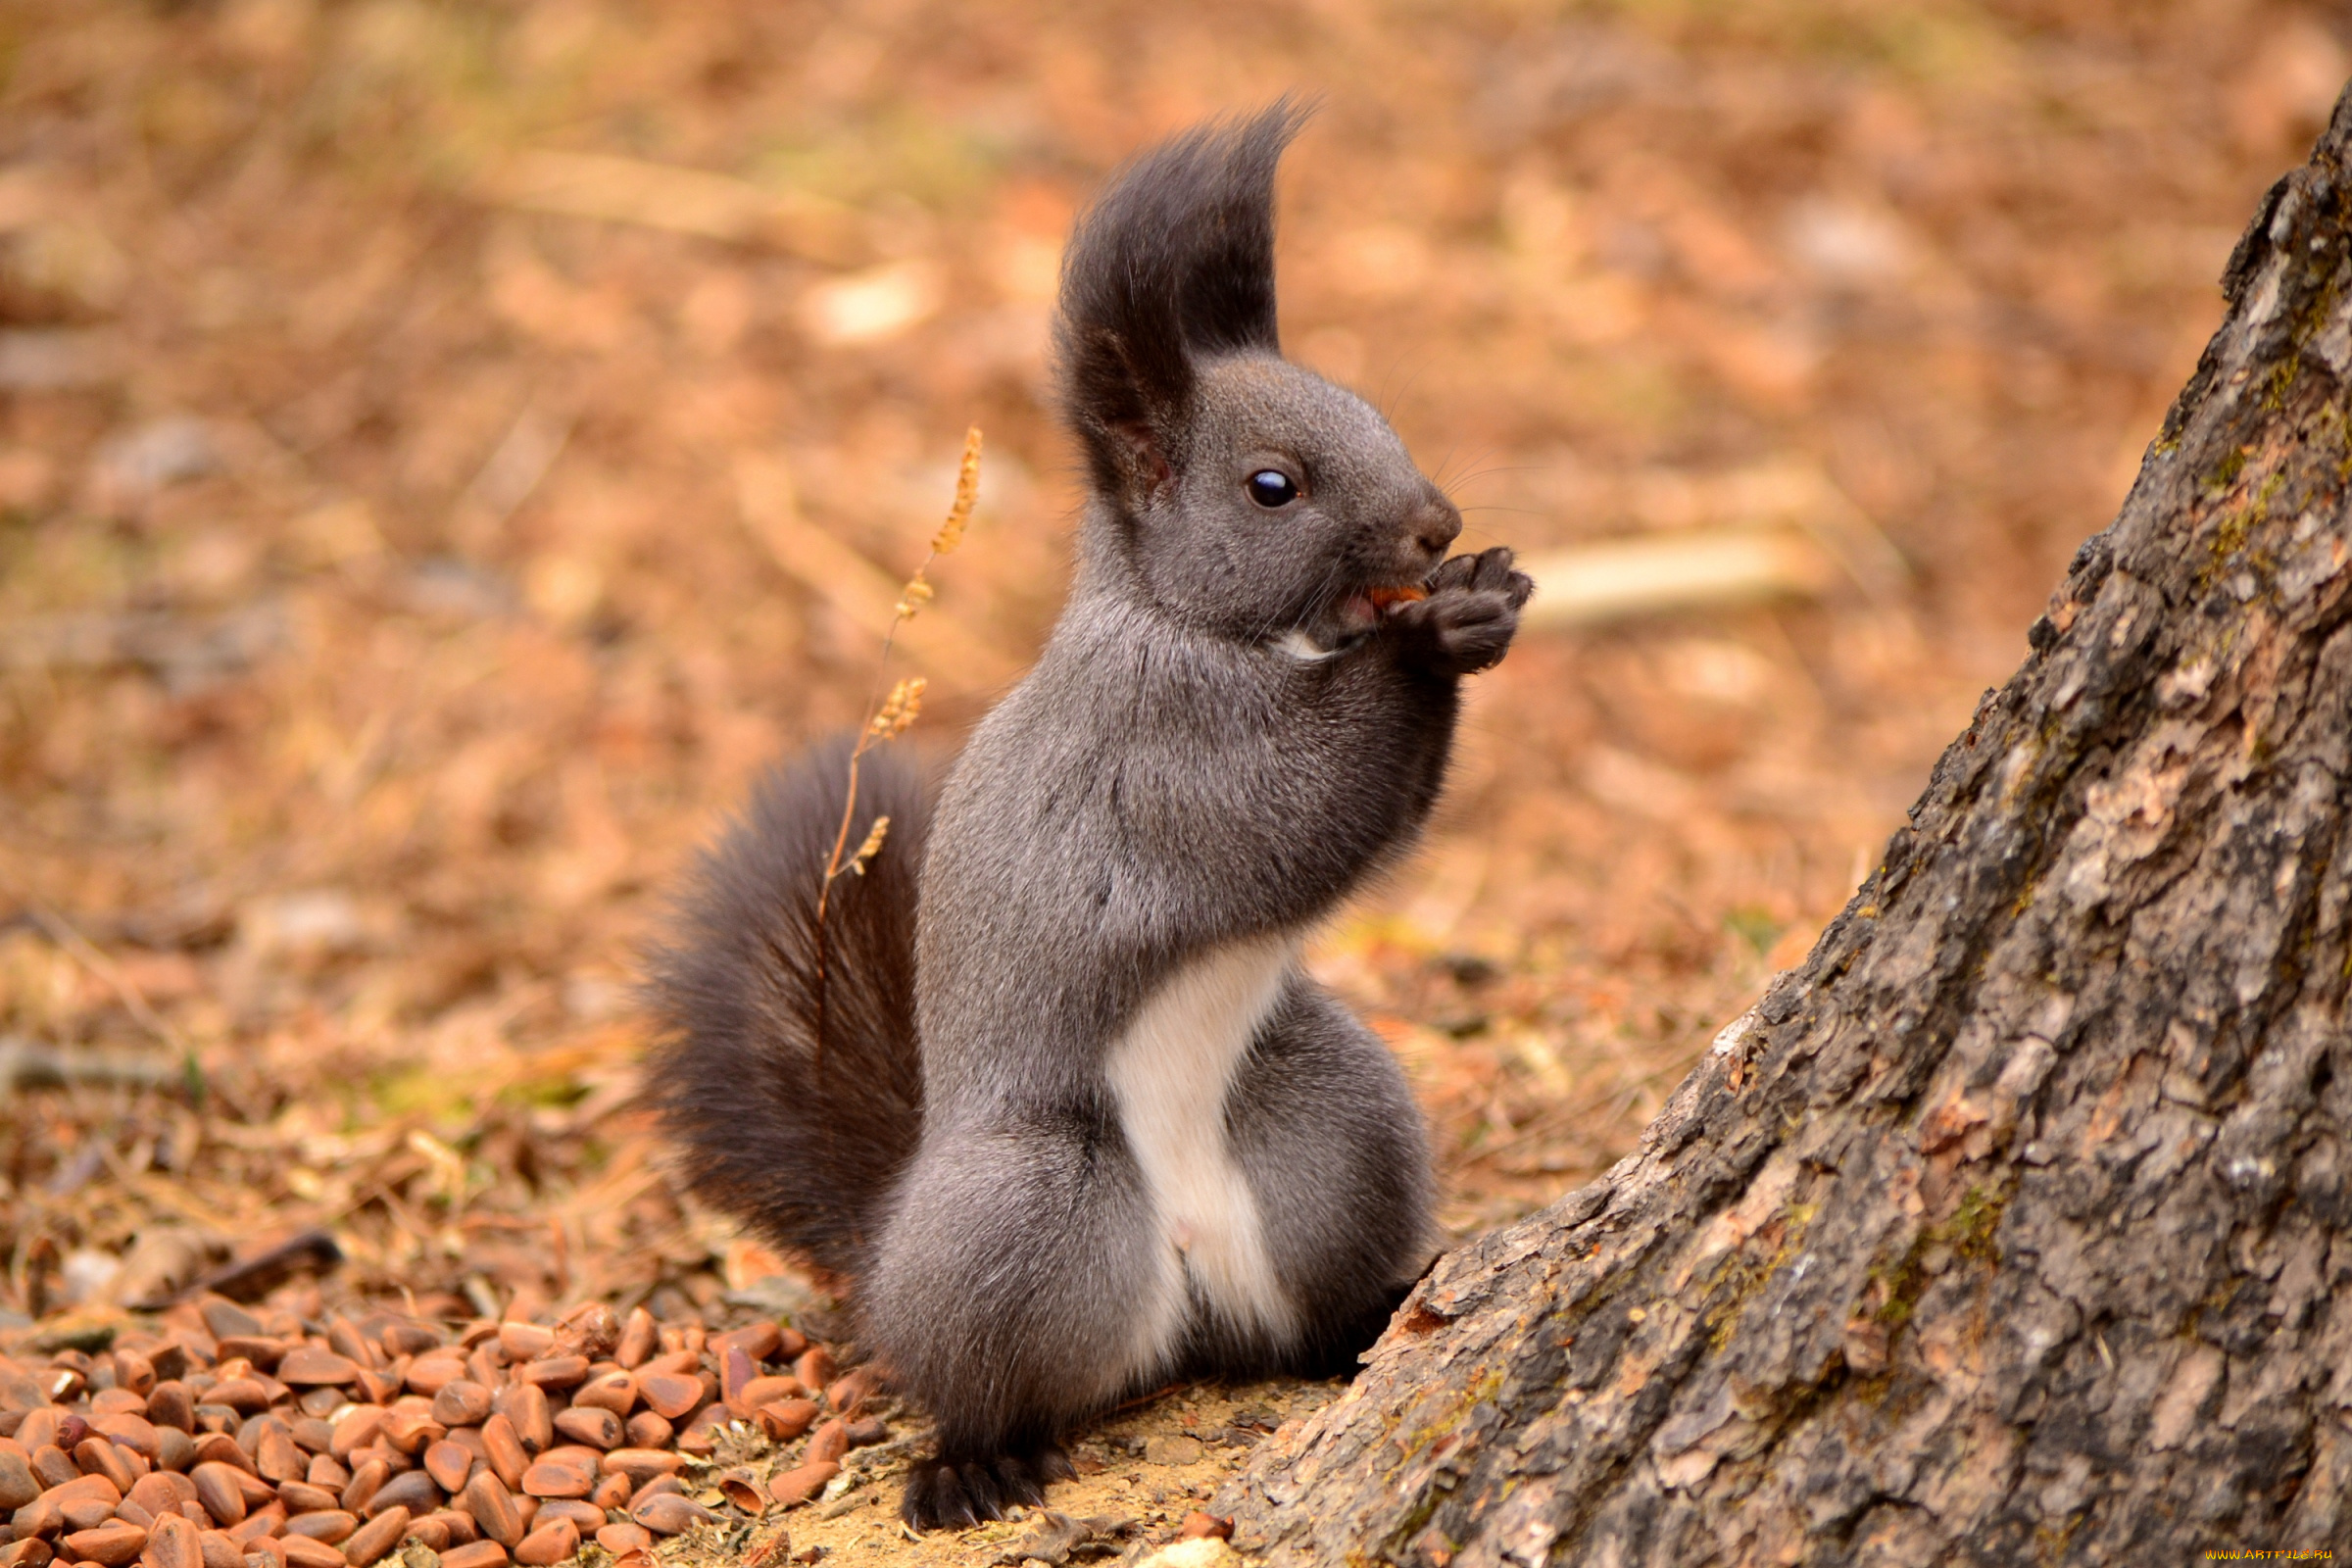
[1054,98,1311,501]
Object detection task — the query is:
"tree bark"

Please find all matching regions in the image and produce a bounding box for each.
[1217,91,2352,1565]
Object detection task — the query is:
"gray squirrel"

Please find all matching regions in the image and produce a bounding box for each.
[647,102,1532,1531]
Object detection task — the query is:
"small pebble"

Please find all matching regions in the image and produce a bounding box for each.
[1144,1435,1203,1466]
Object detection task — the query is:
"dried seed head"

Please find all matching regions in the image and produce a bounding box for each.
[848,814,890,875]
[868,676,926,739]
[930,426,982,556]
[893,578,935,620]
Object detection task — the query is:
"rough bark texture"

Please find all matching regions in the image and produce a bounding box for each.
[1218,91,2352,1565]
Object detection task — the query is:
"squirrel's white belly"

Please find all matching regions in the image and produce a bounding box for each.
[1103,930,1301,1369]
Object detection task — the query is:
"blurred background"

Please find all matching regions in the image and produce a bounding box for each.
[0,0,2339,1325]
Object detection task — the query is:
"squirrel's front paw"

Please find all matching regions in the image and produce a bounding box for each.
[1389,547,1534,675]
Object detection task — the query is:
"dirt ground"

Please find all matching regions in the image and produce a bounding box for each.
[0,0,2340,1556]
[717,1379,1346,1568]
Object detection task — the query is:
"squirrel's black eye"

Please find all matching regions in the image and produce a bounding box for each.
[1247,470,1299,509]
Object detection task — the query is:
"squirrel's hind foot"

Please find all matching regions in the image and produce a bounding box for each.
[900,1445,1077,1530]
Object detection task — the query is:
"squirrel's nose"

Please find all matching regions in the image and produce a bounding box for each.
[1411,493,1462,558]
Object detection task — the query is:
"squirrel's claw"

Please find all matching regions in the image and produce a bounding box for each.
[1390,547,1529,675]
[900,1446,1070,1531]
[1426,551,1481,593]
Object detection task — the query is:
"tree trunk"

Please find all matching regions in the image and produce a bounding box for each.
[1217,91,2352,1565]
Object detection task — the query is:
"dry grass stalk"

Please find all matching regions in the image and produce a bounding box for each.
[813,426,978,920]
[804,429,982,1079]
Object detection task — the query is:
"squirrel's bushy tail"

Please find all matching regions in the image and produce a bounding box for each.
[644,739,928,1281]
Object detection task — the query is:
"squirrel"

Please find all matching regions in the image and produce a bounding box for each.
[647,101,1534,1531]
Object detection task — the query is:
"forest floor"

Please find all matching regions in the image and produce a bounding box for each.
[0,0,2336,1561]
